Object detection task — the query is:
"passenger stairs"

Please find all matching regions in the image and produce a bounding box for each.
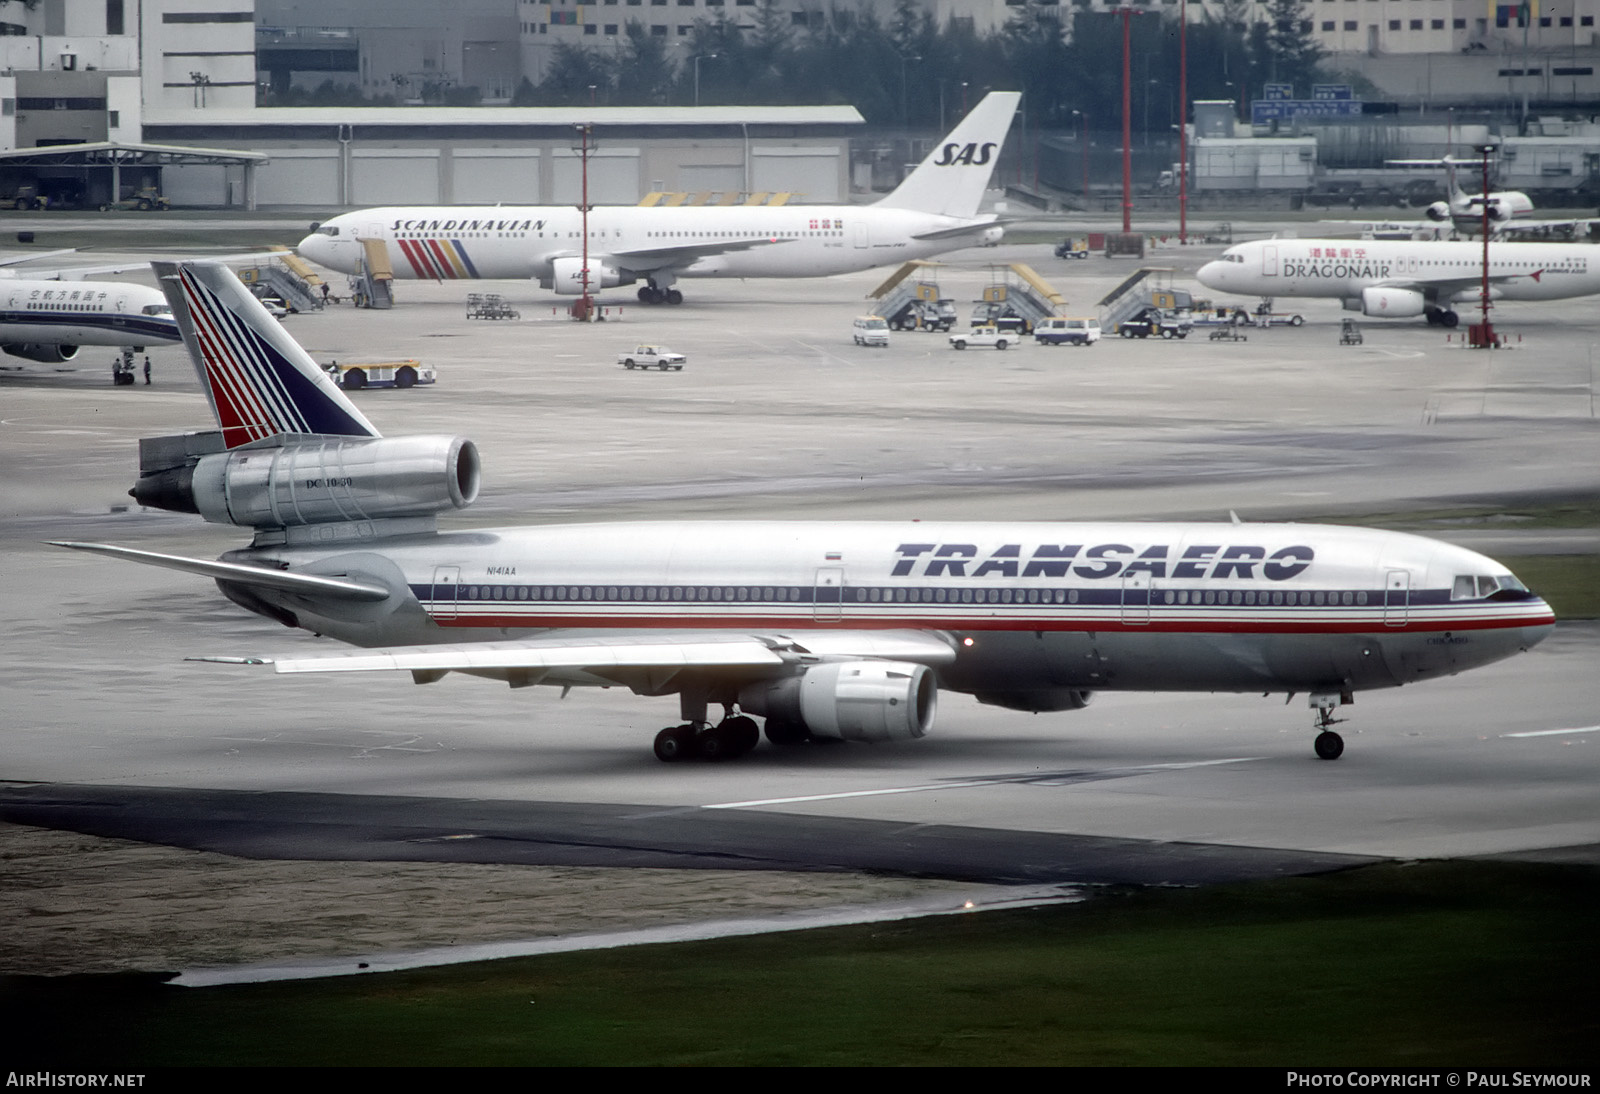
[1097,267,1193,330]
[235,247,326,313]
[969,263,1068,332]
[350,238,394,310]
[866,260,954,331]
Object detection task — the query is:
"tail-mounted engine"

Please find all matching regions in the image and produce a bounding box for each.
[546,256,631,295]
[739,660,937,742]
[131,432,480,531]
[4,343,78,363]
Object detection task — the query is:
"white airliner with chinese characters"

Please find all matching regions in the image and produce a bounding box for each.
[0,252,178,364]
[295,93,1019,305]
[1197,237,1600,327]
[55,262,1554,763]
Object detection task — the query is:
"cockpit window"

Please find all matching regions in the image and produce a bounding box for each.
[319,226,340,237]
[1452,574,1531,600]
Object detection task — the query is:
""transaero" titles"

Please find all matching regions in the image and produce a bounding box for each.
[891,543,1315,581]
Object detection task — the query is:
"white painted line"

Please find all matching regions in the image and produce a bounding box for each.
[1500,725,1600,738]
[705,757,1261,810]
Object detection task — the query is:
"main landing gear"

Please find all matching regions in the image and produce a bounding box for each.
[1424,306,1460,328]
[637,279,683,306]
[1308,690,1352,760]
[654,714,761,762]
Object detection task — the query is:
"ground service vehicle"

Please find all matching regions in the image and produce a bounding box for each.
[853,316,890,346]
[322,359,434,390]
[949,326,1016,350]
[1118,309,1190,340]
[1035,317,1101,346]
[99,187,170,212]
[620,345,686,370]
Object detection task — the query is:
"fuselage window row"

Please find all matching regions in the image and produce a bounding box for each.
[443,584,1403,608]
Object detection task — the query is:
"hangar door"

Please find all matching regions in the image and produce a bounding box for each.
[551,148,640,205]
[751,146,842,202]
[452,149,541,204]
[352,149,440,205]
[255,150,341,206]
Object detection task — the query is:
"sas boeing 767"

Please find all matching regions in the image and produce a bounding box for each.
[295,92,1019,306]
[55,262,1554,763]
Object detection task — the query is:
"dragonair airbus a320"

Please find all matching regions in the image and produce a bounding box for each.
[295,92,1019,306]
[55,262,1554,763]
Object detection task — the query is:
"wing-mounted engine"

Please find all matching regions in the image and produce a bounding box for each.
[1425,201,1452,223]
[1361,286,1426,318]
[3,343,78,363]
[131,431,480,534]
[739,660,937,742]
[545,256,632,295]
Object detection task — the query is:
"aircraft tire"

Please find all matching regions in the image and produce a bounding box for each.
[722,715,760,755]
[1441,311,1459,329]
[665,289,683,305]
[1314,730,1345,760]
[764,719,809,746]
[654,724,698,762]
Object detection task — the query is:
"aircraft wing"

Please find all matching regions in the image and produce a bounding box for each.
[597,237,783,274]
[1,250,287,282]
[1494,217,1600,240]
[202,628,958,688]
[51,542,393,601]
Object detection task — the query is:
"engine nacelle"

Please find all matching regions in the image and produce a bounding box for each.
[133,434,480,529]
[1361,286,1427,318]
[739,660,936,742]
[547,256,630,295]
[4,343,78,363]
[974,688,1093,713]
[1425,201,1452,223]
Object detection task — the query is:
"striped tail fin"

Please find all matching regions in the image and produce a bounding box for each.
[153,260,380,448]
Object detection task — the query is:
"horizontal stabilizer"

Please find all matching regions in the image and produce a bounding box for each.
[50,541,392,601]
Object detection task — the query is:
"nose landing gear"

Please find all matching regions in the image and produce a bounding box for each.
[1308,690,1352,760]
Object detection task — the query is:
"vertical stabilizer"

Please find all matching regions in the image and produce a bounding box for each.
[875,91,1021,219]
[154,261,380,448]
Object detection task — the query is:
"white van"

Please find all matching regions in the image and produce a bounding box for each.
[852,315,891,347]
[1035,317,1101,347]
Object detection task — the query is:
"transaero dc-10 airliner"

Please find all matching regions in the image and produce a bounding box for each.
[55,262,1554,763]
[1197,237,1600,327]
[295,93,1019,306]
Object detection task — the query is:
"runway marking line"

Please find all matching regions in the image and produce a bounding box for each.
[1501,725,1600,738]
[703,757,1260,811]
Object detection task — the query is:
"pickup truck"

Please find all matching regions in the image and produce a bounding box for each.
[949,326,1018,351]
[619,345,686,370]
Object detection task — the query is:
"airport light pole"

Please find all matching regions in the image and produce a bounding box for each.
[693,53,717,107]
[1117,7,1139,233]
[1472,142,1497,348]
[575,122,594,322]
[1178,0,1187,244]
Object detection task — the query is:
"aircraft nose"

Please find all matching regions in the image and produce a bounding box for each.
[1197,260,1226,289]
